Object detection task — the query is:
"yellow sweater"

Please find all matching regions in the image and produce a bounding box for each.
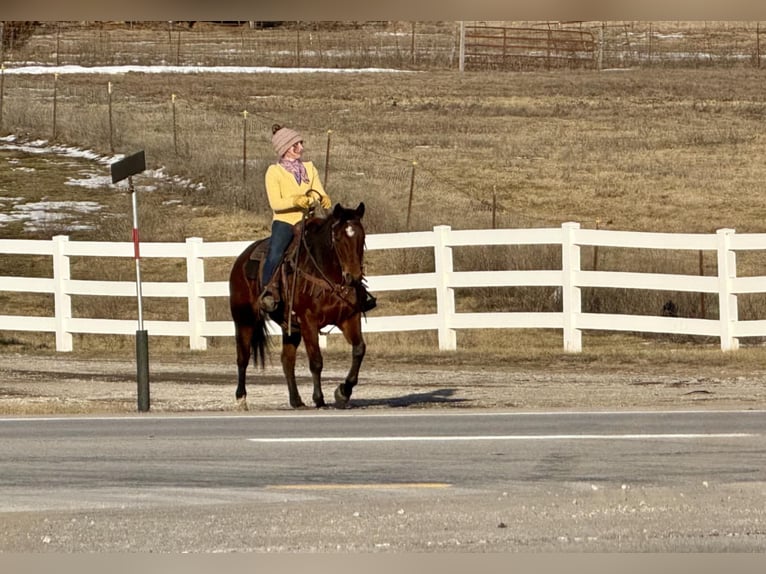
[264,161,328,225]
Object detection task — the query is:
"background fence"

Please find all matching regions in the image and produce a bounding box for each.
[1,21,764,239]
[2,21,764,71]
[461,25,598,70]
[2,222,766,353]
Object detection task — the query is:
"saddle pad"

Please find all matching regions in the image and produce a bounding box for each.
[245,238,270,280]
[248,237,270,261]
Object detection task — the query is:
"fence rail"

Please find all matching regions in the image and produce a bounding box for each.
[2,223,765,353]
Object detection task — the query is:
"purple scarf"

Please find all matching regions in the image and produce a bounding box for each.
[279,158,309,185]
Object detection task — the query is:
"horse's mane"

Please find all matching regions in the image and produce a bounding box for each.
[301,205,364,269]
[304,214,332,234]
[304,205,362,238]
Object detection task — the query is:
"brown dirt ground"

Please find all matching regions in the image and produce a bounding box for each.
[1,350,765,415]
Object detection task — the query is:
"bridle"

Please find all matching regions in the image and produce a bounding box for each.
[297,214,364,306]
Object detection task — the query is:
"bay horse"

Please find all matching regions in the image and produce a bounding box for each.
[229,203,368,409]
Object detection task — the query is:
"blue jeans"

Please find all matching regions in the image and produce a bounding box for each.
[262,220,294,287]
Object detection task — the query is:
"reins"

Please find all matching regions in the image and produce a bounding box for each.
[285,212,307,336]
[285,215,360,316]
[299,221,358,305]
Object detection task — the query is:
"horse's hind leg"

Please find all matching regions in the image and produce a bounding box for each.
[281,330,305,408]
[234,324,252,409]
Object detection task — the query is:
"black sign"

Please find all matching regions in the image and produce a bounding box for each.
[110,150,146,184]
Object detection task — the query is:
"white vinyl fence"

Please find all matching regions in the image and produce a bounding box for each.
[2,222,766,353]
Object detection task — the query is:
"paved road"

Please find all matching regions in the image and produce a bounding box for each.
[1,409,765,551]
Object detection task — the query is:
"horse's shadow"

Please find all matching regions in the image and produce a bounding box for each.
[343,388,468,409]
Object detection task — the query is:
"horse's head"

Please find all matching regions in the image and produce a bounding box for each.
[331,202,366,286]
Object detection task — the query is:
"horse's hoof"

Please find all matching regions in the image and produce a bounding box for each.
[289,400,306,409]
[236,397,249,411]
[334,385,349,408]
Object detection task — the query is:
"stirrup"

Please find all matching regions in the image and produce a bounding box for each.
[259,291,278,312]
[362,292,377,312]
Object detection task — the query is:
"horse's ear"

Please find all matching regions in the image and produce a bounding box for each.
[332,203,342,218]
[356,202,365,219]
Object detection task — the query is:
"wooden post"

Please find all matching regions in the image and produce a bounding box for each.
[108,81,114,153]
[547,28,554,70]
[52,73,58,141]
[324,129,332,189]
[56,22,61,66]
[411,22,416,66]
[598,23,604,70]
[315,24,324,65]
[176,30,181,66]
[171,93,178,155]
[296,22,301,67]
[0,65,4,132]
[406,161,417,230]
[491,186,497,229]
[503,27,508,66]
[242,110,248,181]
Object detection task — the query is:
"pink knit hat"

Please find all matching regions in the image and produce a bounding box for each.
[271,125,303,157]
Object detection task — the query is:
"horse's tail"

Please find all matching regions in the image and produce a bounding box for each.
[251,314,269,369]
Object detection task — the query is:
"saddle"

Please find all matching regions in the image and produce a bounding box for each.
[245,224,303,285]
[245,228,305,332]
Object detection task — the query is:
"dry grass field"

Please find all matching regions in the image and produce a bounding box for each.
[2,21,766,369]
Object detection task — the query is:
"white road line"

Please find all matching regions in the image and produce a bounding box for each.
[1,409,765,422]
[248,433,756,443]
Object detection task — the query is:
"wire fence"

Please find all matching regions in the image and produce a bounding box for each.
[1,20,764,237]
[1,21,764,71]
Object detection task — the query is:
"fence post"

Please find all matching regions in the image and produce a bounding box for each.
[406,161,417,230]
[242,110,248,181]
[171,93,178,155]
[433,225,457,350]
[561,222,582,352]
[52,73,58,141]
[716,228,738,351]
[52,235,73,352]
[185,237,207,350]
[0,65,5,132]
[324,129,332,188]
[598,23,604,70]
[107,81,114,153]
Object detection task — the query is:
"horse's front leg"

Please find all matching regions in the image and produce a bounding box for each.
[300,319,325,408]
[281,330,305,408]
[334,317,366,408]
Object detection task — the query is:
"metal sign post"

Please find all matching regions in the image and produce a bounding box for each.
[110,151,150,412]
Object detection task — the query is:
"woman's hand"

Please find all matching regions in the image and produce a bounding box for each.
[293,195,312,210]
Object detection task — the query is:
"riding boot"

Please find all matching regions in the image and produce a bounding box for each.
[259,272,282,313]
[361,287,377,312]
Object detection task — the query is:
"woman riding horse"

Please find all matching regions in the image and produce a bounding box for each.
[229,202,373,409]
[260,124,376,314]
